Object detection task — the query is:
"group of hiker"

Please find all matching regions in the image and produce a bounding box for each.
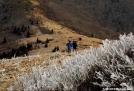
[52,40,78,53]
[66,40,78,53]
[53,40,78,53]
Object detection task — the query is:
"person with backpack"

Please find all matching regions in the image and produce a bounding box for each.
[66,40,72,53]
[72,40,78,51]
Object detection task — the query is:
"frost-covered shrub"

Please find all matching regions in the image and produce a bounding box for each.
[8,33,134,91]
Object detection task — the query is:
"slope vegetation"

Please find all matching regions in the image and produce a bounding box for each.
[6,33,134,91]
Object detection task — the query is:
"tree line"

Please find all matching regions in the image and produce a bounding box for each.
[0,38,50,59]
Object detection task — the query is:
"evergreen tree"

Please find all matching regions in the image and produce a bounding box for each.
[7,51,11,59]
[11,48,16,57]
[21,45,28,56]
[36,38,39,43]
[27,31,30,38]
[0,53,2,59]
[2,37,7,44]
[51,29,54,34]
[21,25,24,30]
[13,27,17,34]
[36,20,38,24]
[17,30,21,35]
[91,33,94,37]
[44,42,48,48]
[27,43,33,51]
[2,52,7,58]
[31,21,33,25]
[36,38,42,43]
[16,49,22,57]
[79,37,82,41]
[46,38,49,43]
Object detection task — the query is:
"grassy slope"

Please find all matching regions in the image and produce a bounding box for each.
[43,0,134,39]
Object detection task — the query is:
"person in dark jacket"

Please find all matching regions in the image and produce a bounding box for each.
[56,46,59,51]
[72,40,77,51]
[66,41,72,53]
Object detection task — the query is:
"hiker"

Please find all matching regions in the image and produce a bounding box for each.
[52,46,59,52]
[53,46,57,52]
[72,40,77,51]
[66,41,72,53]
[56,46,59,51]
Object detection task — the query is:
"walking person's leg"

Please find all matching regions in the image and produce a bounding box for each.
[68,48,72,56]
[73,45,77,51]
[69,49,71,53]
[73,46,76,51]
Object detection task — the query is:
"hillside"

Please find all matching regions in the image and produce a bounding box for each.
[1,33,134,90]
[0,0,134,90]
[43,0,134,39]
[0,0,102,58]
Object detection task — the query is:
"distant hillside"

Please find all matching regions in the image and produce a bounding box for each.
[0,0,29,44]
[42,0,134,39]
[0,0,33,28]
